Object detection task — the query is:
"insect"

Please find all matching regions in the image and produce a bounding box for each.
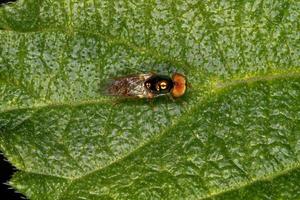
[103,72,187,99]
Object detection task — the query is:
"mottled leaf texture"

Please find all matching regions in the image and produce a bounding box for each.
[0,0,299,200]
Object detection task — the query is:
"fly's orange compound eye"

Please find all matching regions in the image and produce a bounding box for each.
[171,73,187,98]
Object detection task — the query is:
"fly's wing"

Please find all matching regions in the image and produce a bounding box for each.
[101,74,152,98]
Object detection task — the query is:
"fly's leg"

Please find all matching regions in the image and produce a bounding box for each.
[167,94,176,102]
[147,95,158,111]
[167,94,187,106]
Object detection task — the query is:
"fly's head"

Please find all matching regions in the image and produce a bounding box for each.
[171,73,187,98]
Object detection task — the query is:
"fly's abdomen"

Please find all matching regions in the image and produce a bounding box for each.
[104,76,148,98]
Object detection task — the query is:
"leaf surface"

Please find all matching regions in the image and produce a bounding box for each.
[0,0,300,199]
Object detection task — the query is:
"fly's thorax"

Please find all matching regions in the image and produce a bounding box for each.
[144,75,174,95]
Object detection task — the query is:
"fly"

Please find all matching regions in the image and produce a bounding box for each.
[103,72,187,99]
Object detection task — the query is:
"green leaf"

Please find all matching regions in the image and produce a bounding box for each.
[0,0,299,199]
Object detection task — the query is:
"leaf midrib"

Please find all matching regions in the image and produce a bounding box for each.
[1,70,300,115]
